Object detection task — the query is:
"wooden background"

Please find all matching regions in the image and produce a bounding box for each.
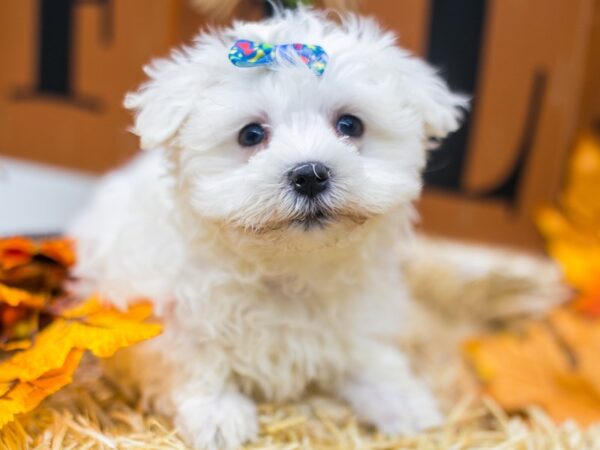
[1,0,598,250]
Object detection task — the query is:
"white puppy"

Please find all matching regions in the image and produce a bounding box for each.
[69,8,466,450]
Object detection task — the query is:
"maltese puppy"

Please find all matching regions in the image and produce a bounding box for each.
[69,7,466,450]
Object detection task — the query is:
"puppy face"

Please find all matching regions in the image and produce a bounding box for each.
[125,9,466,242]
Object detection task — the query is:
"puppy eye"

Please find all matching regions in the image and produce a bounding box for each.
[238,123,266,147]
[335,114,364,138]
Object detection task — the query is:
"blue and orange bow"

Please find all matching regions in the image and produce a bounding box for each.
[228,40,328,76]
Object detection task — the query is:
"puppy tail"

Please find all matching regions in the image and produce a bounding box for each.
[403,234,568,327]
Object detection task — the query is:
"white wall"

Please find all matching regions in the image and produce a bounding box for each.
[0,157,97,236]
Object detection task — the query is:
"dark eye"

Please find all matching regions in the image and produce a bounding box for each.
[335,114,364,138]
[238,123,266,147]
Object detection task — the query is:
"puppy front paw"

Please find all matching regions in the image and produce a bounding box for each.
[174,390,258,450]
[341,377,444,435]
[370,388,444,435]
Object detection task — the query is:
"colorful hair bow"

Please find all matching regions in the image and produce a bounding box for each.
[228,40,328,76]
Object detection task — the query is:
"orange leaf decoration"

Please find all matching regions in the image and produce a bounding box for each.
[0,238,35,271]
[0,297,162,428]
[0,349,83,429]
[464,132,600,425]
[537,133,600,306]
[0,284,46,309]
[572,283,600,318]
[0,284,45,350]
[464,309,600,425]
[0,237,74,271]
[38,239,76,268]
[0,237,163,429]
[0,237,74,294]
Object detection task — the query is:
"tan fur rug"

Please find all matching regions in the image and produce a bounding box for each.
[3,237,597,450]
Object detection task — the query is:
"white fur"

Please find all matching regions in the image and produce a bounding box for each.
[69,8,466,450]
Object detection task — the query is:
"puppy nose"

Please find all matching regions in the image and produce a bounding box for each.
[288,162,331,198]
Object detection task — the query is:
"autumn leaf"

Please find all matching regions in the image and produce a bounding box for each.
[0,307,37,352]
[0,237,74,271]
[0,383,13,398]
[0,340,31,353]
[571,283,600,318]
[0,236,163,429]
[537,207,600,292]
[60,296,154,322]
[0,349,83,428]
[0,284,47,353]
[464,308,600,425]
[0,260,68,295]
[549,309,600,394]
[4,298,161,377]
[0,284,46,309]
[560,134,600,228]
[0,237,74,294]
[38,239,76,268]
[0,299,162,382]
[0,297,162,428]
[537,133,600,302]
[466,132,600,425]
[0,238,35,271]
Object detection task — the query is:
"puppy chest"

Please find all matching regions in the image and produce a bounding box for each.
[220,290,353,401]
[227,317,350,401]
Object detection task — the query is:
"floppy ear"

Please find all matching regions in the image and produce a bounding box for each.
[400,55,469,141]
[124,49,199,150]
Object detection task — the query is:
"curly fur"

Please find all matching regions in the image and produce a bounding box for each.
[69,8,467,450]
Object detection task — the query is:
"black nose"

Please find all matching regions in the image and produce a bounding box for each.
[288,162,331,198]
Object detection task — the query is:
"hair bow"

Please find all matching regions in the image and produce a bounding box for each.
[228,40,328,76]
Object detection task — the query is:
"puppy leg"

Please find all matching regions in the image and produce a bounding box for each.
[141,335,259,450]
[173,383,258,450]
[339,343,443,435]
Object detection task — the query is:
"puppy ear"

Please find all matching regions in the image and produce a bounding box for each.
[400,56,469,141]
[124,49,198,150]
